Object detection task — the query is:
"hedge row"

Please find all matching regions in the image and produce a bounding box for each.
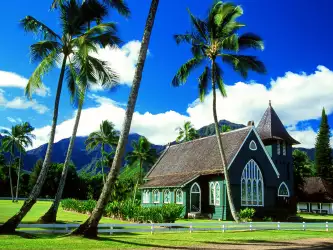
[61,199,184,223]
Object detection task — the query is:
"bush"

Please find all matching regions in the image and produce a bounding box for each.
[239,208,255,222]
[263,216,273,222]
[62,199,184,223]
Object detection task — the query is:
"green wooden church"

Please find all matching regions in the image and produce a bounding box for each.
[140,102,299,220]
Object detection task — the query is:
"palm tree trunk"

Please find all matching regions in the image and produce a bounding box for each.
[132,159,143,204]
[0,56,68,234]
[71,0,160,238]
[101,145,105,185]
[15,150,22,202]
[38,100,83,223]
[211,62,239,223]
[8,154,14,203]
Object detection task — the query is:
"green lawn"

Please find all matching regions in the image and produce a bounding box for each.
[298,213,333,222]
[0,200,126,224]
[0,231,333,249]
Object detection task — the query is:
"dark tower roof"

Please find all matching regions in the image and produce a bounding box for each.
[257,101,300,145]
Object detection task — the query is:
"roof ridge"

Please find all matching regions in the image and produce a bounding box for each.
[169,126,251,148]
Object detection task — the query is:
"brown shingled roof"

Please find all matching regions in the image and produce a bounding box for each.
[142,127,252,188]
[297,177,333,202]
[257,101,300,145]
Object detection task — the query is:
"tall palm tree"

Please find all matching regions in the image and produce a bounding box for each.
[72,0,160,238]
[176,121,199,143]
[172,1,266,222]
[38,0,126,224]
[0,0,120,234]
[85,120,119,184]
[0,123,35,202]
[126,136,157,202]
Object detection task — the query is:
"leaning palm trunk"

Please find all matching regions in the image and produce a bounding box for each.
[132,159,143,204]
[211,62,239,223]
[8,154,14,203]
[38,100,83,223]
[71,0,159,238]
[15,150,22,202]
[0,57,68,234]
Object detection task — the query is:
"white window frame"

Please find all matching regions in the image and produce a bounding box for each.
[153,189,160,203]
[249,140,257,151]
[241,159,264,207]
[278,182,290,197]
[163,189,171,204]
[175,189,183,204]
[143,190,150,203]
[283,141,287,156]
[190,182,201,213]
[277,141,281,155]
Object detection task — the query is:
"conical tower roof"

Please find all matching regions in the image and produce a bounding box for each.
[257,101,300,145]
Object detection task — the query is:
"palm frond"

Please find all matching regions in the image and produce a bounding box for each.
[30,40,62,63]
[221,33,239,52]
[103,0,130,17]
[172,57,203,87]
[20,16,61,41]
[83,22,122,48]
[214,63,227,97]
[187,8,208,42]
[238,33,264,51]
[198,66,210,102]
[25,50,60,98]
[221,54,266,78]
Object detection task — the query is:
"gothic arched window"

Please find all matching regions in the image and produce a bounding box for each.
[241,159,264,206]
[278,182,290,197]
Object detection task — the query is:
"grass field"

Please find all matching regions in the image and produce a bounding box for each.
[1,231,333,249]
[1,200,333,249]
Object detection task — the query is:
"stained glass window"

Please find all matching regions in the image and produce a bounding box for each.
[175,189,183,204]
[278,182,290,197]
[240,159,264,207]
[209,183,215,205]
[164,190,171,203]
[153,190,159,203]
[215,182,220,205]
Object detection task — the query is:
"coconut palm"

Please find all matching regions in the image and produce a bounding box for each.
[38,0,126,224]
[72,0,160,238]
[126,136,157,202]
[172,1,266,222]
[0,123,35,202]
[85,120,119,184]
[176,121,199,143]
[221,124,231,133]
[0,0,120,234]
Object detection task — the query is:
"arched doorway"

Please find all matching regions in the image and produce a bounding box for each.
[190,182,201,213]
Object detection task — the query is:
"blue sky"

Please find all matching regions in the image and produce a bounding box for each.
[1,0,333,149]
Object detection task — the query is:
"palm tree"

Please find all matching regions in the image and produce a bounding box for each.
[72,0,160,238]
[0,123,35,202]
[0,1,120,234]
[172,1,266,222]
[126,136,157,202]
[85,120,119,184]
[176,121,199,143]
[38,0,126,224]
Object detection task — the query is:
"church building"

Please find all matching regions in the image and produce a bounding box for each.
[140,102,299,220]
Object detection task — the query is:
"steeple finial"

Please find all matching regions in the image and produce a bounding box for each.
[269,100,272,107]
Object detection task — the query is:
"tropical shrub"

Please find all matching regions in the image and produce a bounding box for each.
[62,199,183,223]
[239,208,256,222]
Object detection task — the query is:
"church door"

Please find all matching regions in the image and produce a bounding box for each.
[190,182,201,213]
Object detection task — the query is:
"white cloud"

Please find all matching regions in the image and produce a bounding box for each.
[0,71,50,97]
[90,41,143,91]
[30,66,333,149]
[7,117,16,123]
[0,91,49,114]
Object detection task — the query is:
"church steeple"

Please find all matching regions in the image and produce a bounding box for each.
[257,101,300,145]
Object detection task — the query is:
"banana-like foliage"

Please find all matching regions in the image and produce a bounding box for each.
[175,121,199,143]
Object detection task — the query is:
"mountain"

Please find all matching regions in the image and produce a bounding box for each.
[197,119,245,137]
[22,133,164,172]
